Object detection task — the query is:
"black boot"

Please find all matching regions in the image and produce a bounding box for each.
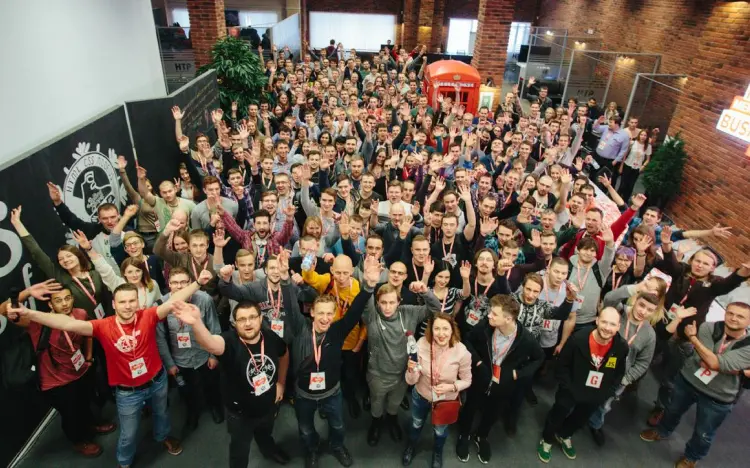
[402,442,416,466]
[367,416,383,446]
[387,414,403,442]
[432,439,445,468]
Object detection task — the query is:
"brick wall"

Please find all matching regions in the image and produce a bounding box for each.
[538,0,750,264]
[187,0,227,68]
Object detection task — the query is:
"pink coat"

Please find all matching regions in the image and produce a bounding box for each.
[406,336,472,402]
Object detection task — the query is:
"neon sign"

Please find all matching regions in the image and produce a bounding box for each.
[716,84,750,156]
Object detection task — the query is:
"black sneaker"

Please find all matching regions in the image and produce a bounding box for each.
[526,388,538,406]
[589,426,605,447]
[431,448,444,468]
[402,443,416,466]
[367,417,382,446]
[331,446,353,467]
[475,436,491,464]
[456,435,470,462]
[305,450,319,468]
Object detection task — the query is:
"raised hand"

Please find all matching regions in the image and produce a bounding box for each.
[560,168,572,185]
[219,265,234,282]
[9,206,22,228]
[457,183,471,202]
[171,106,184,121]
[283,203,296,219]
[238,123,250,140]
[434,177,446,193]
[213,230,231,248]
[529,229,542,248]
[399,215,415,238]
[136,166,148,180]
[676,306,697,321]
[178,135,190,153]
[565,281,578,301]
[423,257,435,277]
[363,255,382,287]
[211,108,224,123]
[72,230,92,251]
[117,155,128,170]
[660,225,673,246]
[631,193,647,209]
[339,213,351,238]
[27,279,64,301]
[601,226,615,245]
[197,269,213,286]
[459,260,472,279]
[300,164,312,182]
[164,217,184,234]
[409,281,428,294]
[46,182,62,205]
[574,157,584,172]
[480,217,499,236]
[634,233,653,253]
[172,301,201,325]
[711,224,732,239]
[598,174,612,188]
[124,204,139,218]
[527,76,536,86]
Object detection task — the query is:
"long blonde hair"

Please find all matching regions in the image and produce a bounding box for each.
[625,277,668,325]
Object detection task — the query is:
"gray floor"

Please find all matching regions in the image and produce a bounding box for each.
[16,365,750,468]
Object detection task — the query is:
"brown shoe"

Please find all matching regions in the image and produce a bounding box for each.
[163,436,183,456]
[640,429,664,442]
[675,456,697,468]
[647,407,664,426]
[93,422,117,434]
[72,441,102,457]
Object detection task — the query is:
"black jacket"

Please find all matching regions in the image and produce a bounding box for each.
[556,328,628,405]
[464,319,544,397]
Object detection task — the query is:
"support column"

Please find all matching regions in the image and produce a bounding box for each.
[402,0,419,50]
[429,0,445,52]
[187,0,227,69]
[416,0,434,48]
[471,0,514,84]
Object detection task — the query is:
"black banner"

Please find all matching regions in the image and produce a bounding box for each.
[0,105,133,466]
[126,70,219,187]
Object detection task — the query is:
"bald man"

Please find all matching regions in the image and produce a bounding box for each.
[301,254,368,418]
[538,307,629,463]
[373,203,421,253]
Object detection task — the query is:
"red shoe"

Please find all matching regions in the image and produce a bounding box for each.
[73,441,103,457]
[647,408,664,427]
[93,422,117,434]
[163,436,183,456]
[640,429,664,442]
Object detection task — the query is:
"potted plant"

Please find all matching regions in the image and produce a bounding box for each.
[641,133,688,210]
[197,36,268,112]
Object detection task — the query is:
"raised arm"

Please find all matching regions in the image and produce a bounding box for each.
[171,301,226,356]
[11,207,62,280]
[47,182,102,239]
[136,165,157,207]
[156,270,212,320]
[172,106,185,141]
[8,305,93,336]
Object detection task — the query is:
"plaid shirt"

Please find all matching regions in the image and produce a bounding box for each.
[221,211,293,265]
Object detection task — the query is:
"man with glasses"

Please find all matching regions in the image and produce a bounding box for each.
[156,268,224,435]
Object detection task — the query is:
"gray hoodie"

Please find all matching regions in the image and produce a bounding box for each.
[569,243,615,324]
[364,290,441,383]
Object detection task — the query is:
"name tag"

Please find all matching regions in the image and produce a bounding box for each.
[466,310,481,326]
[71,349,85,372]
[309,372,326,391]
[667,303,681,320]
[443,254,457,268]
[252,372,271,396]
[586,370,604,388]
[271,320,284,338]
[129,357,148,379]
[492,364,501,383]
[542,319,558,331]
[597,141,606,151]
[176,332,192,348]
[94,304,105,319]
[694,366,717,385]
[575,294,585,306]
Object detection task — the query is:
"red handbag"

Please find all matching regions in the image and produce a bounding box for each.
[430,341,461,426]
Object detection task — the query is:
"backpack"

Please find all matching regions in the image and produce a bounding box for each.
[568,260,603,289]
[710,322,750,397]
[0,320,40,390]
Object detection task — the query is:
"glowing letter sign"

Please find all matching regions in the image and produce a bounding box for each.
[716,84,750,155]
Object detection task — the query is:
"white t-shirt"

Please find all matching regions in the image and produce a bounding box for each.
[623,141,652,169]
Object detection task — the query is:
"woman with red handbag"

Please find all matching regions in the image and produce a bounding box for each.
[403,313,472,468]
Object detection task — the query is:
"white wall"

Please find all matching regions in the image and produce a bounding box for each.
[271,13,301,55]
[0,0,166,166]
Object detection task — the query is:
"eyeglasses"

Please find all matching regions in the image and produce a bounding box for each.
[235,315,261,324]
[124,241,142,248]
[389,270,407,276]
[169,280,190,287]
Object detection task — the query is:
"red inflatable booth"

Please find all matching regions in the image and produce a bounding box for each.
[422,60,481,114]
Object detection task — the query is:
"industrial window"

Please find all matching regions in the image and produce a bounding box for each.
[309,12,395,52]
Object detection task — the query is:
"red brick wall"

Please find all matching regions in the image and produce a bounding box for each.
[187,0,227,68]
[537,0,750,263]
[471,0,515,84]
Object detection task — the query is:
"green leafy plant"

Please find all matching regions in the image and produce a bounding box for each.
[197,36,268,113]
[642,133,688,208]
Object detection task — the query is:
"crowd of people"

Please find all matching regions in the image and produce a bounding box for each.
[2,39,750,468]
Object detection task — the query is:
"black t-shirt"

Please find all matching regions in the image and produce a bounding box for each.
[458,275,510,334]
[218,328,287,416]
[430,233,473,287]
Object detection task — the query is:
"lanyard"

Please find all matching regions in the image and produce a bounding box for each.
[412,261,422,281]
[542,278,564,304]
[312,329,325,371]
[62,331,78,352]
[268,285,282,319]
[262,174,273,189]
[376,310,406,333]
[442,239,455,259]
[718,332,746,354]
[332,280,351,309]
[430,342,449,384]
[492,327,516,363]
[624,320,644,346]
[241,334,265,373]
[191,257,208,281]
[611,269,623,291]
[474,278,492,299]
[679,278,696,305]
[72,274,97,306]
[434,287,450,313]
[575,263,591,290]
[115,314,138,359]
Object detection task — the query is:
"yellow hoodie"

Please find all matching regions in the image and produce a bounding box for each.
[302,269,365,351]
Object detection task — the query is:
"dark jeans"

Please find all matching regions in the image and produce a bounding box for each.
[655,339,693,409]
[657,375,734,462]
[618,165,641,203]
[44,370,97,444]
[593,154,618,188]
[542,389,598,443]
[295,389,346,452]
[341,349,362,401]
[226,408,278,468]
[178,362,222,422]
[458,385,510,438]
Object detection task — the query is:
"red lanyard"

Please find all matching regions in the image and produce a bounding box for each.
[474,278,492,299]
[312,329,325,371]
[412,261,422,281]
[718,332,746,354]
[115,314,138,359]
[72,274,97,306]
[492,328,516,362]
[624,320,644,346]
[442,239,455,259]
[611,270,623,291]
[430,343,449,383]
[434,287,450,312]
[543,278,564,304]
[241,335,265,373]
[575,263,591,290]
[679,278,696,306]
[62,331,78,352]
[268,285,282,319]
[191,257,208,281]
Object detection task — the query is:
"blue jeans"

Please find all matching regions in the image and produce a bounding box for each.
[295,389,345,453]
[114,369,171,466]
[657,375,734,462]
[589,383,626,430]
[409,388,448,450]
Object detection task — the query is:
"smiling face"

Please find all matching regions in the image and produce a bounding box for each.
[411,239,430,264]
[596,308,621,341]
[234,305,263,341]
[266,258,282,284]
[312,301,337,333]
[57,250,81,271]
[431,317,453,346]
[113,289,139,323]
[632,297,657,322]
[123,265,143,285]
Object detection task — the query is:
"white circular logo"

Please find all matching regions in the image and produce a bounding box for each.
[62,143,126,223]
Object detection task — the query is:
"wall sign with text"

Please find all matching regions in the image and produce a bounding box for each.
[716,84,750,156]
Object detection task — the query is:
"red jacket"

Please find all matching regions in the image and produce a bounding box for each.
[559,207,636,260]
